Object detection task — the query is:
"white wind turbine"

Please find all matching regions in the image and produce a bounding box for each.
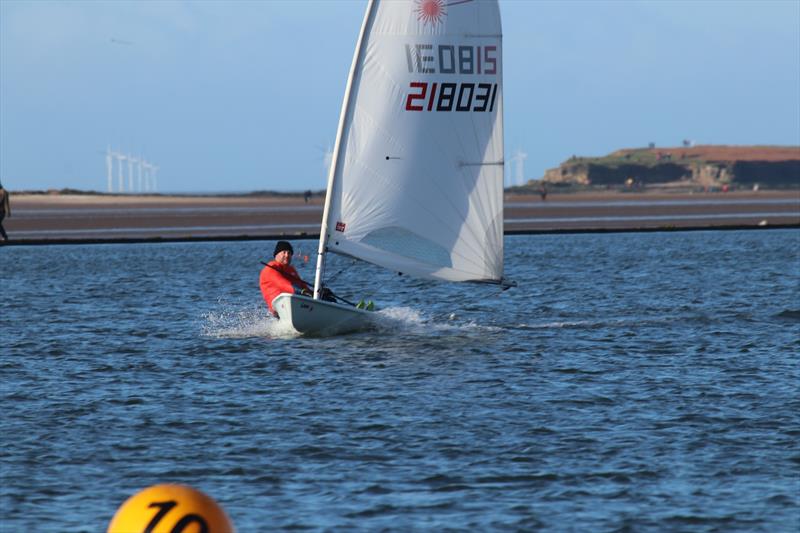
[514,149,527,186]
[116,152,127,192]
[323,145,333,178]
[136,157,143,192]
[127,155,136,193]
[140,161,150,192]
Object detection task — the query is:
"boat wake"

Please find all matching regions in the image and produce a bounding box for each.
[201,302,500,339]
[373,306,502,335]
[514,319,602,330]
[200,302,300,339]
[512,316,679,330]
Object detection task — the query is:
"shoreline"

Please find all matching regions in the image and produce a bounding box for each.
[3,224,798,248]
[2,190,798,246]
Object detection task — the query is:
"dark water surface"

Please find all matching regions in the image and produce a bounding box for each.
[2,230,799,531]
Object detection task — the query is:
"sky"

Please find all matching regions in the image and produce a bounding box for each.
[1,0,798,193]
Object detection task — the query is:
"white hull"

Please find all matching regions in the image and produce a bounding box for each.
[273,293,374,336]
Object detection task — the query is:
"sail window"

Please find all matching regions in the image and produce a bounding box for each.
[361,226,452,268]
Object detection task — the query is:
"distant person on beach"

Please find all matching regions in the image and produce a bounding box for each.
[260,241,311,316]
[304,190,312,203]
[0,182,9,241]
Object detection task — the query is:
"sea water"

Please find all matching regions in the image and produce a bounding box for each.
[1,230,798,531]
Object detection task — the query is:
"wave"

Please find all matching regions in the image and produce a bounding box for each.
[774,309,800,321]
[513,320,598,330]
[511,316,681,330]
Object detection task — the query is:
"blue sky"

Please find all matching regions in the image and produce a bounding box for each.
[1,0,798,193]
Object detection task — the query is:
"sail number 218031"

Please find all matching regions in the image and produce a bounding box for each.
[405,82,498,113]
[403,44,499,113]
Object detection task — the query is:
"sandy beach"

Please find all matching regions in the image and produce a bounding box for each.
[2,190,798,245]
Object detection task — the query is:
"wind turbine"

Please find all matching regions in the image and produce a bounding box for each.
[323,144,333,179]
[136,157,143,192]
[514,149,527,186]
[116,152,127,192]
[316,144,334,185]
[140,161,149,192]
[127,154,136,192]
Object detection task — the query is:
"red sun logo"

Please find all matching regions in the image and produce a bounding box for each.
[416,0,447,26]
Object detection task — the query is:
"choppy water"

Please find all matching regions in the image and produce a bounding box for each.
[2,230,799,531]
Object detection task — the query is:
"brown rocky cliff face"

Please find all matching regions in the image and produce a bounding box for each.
[544,166,588,185]
[587,163,688,185]
[730,160,800,185]
[543,146,799,188]
[693,164,731,188]
[545,162,688,185]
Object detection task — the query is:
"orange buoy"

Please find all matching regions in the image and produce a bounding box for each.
[107,484,233,533]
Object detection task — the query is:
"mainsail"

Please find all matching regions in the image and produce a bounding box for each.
[315,0,504,295]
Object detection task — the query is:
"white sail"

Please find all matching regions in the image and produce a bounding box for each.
[321,0,504,284]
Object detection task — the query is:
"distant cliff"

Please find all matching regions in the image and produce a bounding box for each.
[543,145,800,188]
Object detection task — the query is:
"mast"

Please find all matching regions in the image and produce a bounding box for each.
[313,0,378,299]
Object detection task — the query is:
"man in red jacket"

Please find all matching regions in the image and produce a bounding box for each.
[260,241,311,316]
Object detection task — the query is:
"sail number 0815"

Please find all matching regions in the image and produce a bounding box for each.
[405,82,498,113]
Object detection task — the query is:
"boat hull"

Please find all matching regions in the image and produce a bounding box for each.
[273,293,374,336]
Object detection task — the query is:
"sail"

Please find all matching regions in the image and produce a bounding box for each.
[323,0,504,283]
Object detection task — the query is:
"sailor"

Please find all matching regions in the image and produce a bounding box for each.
[260,241,312,316]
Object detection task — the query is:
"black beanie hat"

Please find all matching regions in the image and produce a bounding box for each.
[273,240,294,257]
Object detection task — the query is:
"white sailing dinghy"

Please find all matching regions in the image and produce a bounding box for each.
[274,0,510,336]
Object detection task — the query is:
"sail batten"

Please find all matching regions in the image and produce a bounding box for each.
[322,0,504,284]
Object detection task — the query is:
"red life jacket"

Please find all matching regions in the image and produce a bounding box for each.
[259,260,309,315]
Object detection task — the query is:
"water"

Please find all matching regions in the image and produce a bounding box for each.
[2,230,799,531]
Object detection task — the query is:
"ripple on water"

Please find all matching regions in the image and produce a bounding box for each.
[1,232,799,530]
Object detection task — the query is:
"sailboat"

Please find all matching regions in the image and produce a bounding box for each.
[273,0,509,335]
